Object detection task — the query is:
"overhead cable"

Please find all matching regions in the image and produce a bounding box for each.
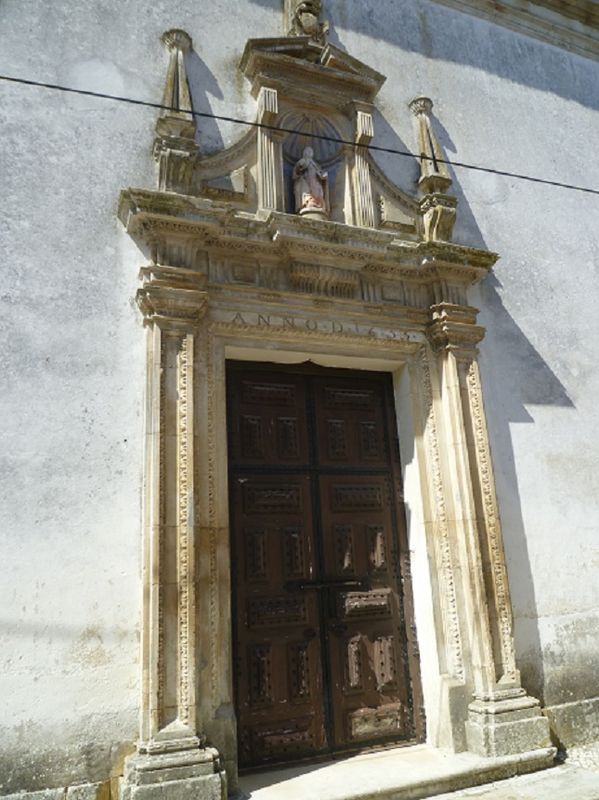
[1,73,598,197]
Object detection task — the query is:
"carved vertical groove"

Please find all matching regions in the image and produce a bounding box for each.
[419,346,464,681]
[466,359,517,680]
[353,151,376,228]
[206,331,219,704]
[157,331,166,731]
[257,87,283,211]
[177,333,194,722]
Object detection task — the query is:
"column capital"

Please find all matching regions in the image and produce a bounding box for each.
[136,265,208,329]
[426,302,485,355]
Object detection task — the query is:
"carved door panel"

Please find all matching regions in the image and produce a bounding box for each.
[313,376,412,749]
[319,474,411,748]
[229,371,326,767]
[228,364,422,770]
[232,473,326,766]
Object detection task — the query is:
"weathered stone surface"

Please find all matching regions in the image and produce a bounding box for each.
[2,0,599,794]
[432,764,599,799]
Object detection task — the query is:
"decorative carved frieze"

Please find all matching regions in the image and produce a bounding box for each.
[288,261,359,298]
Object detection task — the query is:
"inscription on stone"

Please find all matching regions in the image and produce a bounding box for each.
[226,312,422,342]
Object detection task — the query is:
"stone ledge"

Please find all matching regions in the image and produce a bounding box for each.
[430,0,599,62]
[3,784,108,800]
[544,695,599,748]
[432,763,599,799]
[235,744,555,800]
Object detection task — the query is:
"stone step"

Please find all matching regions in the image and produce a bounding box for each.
[235,744,557,800]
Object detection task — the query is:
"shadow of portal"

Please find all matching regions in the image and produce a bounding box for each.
[232,0,576,711]
[247,0,599,112]
[186,49,225,153]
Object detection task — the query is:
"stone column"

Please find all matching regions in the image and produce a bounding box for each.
[121,265,226,800]
[351,103,376,228]
[426,302,552,758]
[256,86,284,212]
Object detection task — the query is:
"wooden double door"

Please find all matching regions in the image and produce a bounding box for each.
[227,362,423,769]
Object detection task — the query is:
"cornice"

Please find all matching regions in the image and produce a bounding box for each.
[119,188,498,285]
[430,0,599,62]
[240,37,386,105]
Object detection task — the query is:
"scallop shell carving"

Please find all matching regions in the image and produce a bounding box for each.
[280,111,343,166]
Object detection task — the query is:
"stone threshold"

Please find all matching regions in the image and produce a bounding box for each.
[235,744,555,800]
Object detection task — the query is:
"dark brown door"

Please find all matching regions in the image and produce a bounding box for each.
[228,363,423,769]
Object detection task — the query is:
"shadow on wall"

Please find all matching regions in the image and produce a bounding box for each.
[196,0,576,711]
[185,48,225,152]
[247,0,599,111]
[473,269,574,709]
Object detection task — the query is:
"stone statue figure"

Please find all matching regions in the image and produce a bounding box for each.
[292,146,329,217]
[286,0,329,44]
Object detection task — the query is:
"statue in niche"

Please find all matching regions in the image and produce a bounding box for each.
[286,0,329,44]
[292,146,329,218]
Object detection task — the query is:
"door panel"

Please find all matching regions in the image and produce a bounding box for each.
[313,376,388,468]
[233,473,326,766]
[228,364,421,770]
[319,474,411,748]
[228,372,310,466]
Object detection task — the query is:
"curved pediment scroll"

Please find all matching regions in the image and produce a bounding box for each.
[151,15,461,248]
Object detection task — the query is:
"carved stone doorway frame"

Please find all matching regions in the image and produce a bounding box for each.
[119,22,554,800]
[120,274,555,800]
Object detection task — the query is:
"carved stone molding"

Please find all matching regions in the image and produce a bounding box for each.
[426,302,485,354]
[430,0,599,62]
[416,345,465,684]
[136,266,208,329]
[118,11,555,793]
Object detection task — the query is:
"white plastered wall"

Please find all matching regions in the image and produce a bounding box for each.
[2,0,599,791]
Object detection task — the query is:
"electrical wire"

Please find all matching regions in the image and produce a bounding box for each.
[1,73,598,197]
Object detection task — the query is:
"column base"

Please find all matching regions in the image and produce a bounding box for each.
[120,740,226,800]
[466,690,554,758]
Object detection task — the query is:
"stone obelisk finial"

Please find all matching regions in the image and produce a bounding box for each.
[154,29,198,193]
[409,96,456,242]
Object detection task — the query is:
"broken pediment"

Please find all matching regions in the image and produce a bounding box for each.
[134,4,480,302]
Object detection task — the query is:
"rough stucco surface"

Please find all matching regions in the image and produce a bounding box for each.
[1,0,598,791]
